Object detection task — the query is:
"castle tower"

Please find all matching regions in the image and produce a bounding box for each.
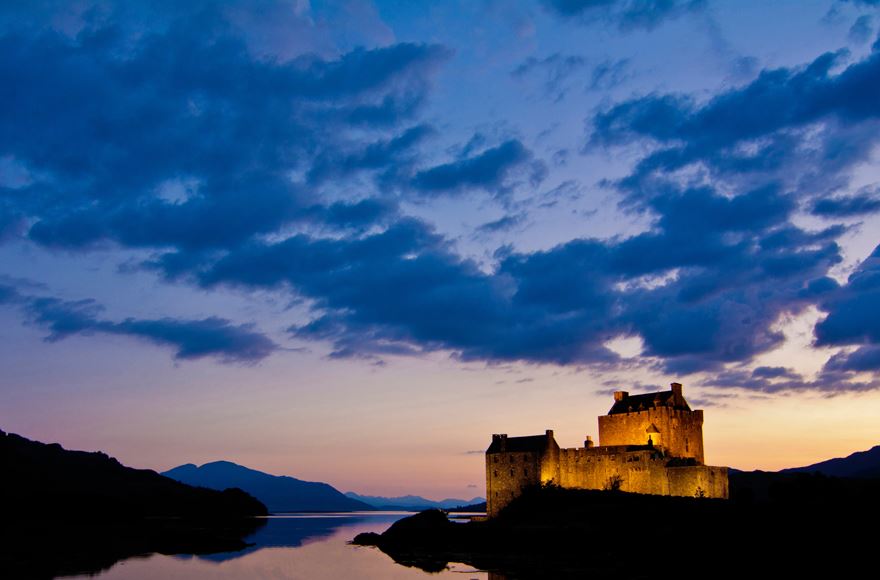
[598,382,704,462]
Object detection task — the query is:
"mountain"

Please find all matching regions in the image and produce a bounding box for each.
[345,492,485,510]
[0,429,266,520]
[163,461,373,512]
[780,445,880,478]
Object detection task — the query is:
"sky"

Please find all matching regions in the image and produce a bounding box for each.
[1,0,880,500]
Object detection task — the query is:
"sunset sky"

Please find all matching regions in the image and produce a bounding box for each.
[1,0,879,500]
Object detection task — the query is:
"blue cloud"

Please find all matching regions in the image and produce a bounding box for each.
[0,284,276,363]
[307,125,436,186]
[0,1,877,394]
[825,345,880,372]
[591,42,880,208]
[475,213,528,235]
[815,244,880,347]
[0,9,449,252]
[812,187,880,217]
[411,139,546,199]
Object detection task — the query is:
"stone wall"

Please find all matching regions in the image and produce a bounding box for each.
[556,447,671,494]
[598,408,705,463]
[667,464,728,498]
[554,447,727,499]
[486,450,542,517]
[488,446,728,515]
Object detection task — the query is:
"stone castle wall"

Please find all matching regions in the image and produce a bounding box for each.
[555,446,727,498]
[556,447,669,494]
[667,464,728,498]
[598,408,705,463]
[487,445,727,516]
[486,450,543,517]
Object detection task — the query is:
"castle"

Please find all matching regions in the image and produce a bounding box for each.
[485,383,728,516]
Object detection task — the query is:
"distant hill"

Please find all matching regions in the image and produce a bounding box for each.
[0,429,266,520]
[345,492,485,511]
[780,445,880,478]
[164,461,372,512]
[448,501,487,512]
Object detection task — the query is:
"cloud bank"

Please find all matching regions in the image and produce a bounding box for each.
[0,1,878,394]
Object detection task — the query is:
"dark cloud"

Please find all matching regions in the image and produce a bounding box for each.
[824,345,880,372]
[0,284,276,363]
[318,198,399,231]
[571,37,880,391]
[590,43,880,205]
[811,187,880,217]
[185,176,829,374]
[751,366,802,379]
[700,363,880,394]
[307,125,436,186]
[475,213,528,235]
[540,0,705,31]
[0,5,449,252]
[815,244,880,348]
[0,1,877,396]
[191,218,622,366]
[411,139,546,199]
[124,173,845,380]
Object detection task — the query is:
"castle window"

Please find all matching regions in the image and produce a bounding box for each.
[493,470,498,477]
[494,456,498,463]
[509,469,514,477]
[524,469,528,476]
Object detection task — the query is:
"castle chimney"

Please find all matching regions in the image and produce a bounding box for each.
[585,435,594,448]
[545,429,554,438]
[671,382,682,402]
[613,391,629,402]
[493,433,508,452]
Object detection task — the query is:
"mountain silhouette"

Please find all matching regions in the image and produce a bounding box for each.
[780,445,880,478]
[0,429,267,578]
[0,429,266,520]
[345,492,485,510]
[163,461,372,512]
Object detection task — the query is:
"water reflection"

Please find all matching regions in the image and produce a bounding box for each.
[64,513,488,579]
[193,513,377,563]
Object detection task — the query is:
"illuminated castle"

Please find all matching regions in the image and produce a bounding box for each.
[485,383,728,517]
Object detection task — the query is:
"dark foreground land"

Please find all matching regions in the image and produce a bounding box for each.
[0,429,267,578]
[355,472,880,579]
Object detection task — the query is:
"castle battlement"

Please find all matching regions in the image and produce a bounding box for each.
[485,383,728,517]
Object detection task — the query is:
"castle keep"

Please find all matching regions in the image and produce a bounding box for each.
[485,383,728,516]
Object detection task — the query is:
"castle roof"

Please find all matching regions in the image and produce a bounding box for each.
[608,390,691,415]
[486,433,556,454]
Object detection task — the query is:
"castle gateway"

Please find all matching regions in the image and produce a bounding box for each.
[485,383,728,517]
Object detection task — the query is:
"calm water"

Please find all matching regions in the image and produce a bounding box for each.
[66,512,488,580]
